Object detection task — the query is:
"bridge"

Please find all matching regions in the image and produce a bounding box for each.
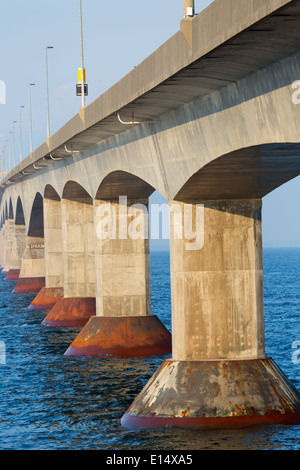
[1,0,300,429]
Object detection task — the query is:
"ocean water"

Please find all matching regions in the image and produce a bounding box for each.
[0,248,299,451]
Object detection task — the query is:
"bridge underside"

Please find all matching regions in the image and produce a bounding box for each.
[176,143,300,201]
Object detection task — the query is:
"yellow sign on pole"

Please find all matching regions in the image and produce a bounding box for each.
[78,68,86,83]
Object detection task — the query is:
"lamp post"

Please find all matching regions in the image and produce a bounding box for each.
[79,0,85,108]
[46,46,53,138]
[29,83,35,153]
[0,135,3,177]
[9,133,13,171]
[184,0,195,17]
[20,106,25,162]
[12,121,17,167]
[6,137,11,173]
[3,144,6,176]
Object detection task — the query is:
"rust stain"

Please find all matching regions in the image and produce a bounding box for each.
[212,382,220,395]
[13,276,45,294]
[43,297,95,327]
[65,315,172,357]
[180,407,190,418]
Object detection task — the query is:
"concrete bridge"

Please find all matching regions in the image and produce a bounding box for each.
[1,0,300,429]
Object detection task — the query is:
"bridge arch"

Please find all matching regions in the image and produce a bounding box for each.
[28,193,44,238]
[3,199,8,222]
[15,197,25,226]
[174,143,300,202]
[95,170,155,200]
[44,184,61,201]
[8,198,14,220]
[62,180,92,201]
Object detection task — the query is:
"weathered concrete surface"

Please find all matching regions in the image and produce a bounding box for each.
[94,198,151,318]
[29,287,63,310]
[42,297,96,327]
[64,315,172,357]
[5,269,20,281]
[44,195,63,290]
[13,277,45,294]
[2,220,15,272]
[121,358,300,429]
[61,196,95,299]
[1,220,26,276]
[65,194,171,355]
[170,199,264,361]
[17,237,45,279]
[13,236,45,293]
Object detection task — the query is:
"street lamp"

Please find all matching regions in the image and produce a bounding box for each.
[79,0,86,108]
[20,106,25,162]
[0,135,3,177]
[6,138,11,174]
[3,144,6,176]
[29,83,35,153]
[46,46,53,138]
[12,121,17,167]
[184,0,195,17]
[9,133,13,171]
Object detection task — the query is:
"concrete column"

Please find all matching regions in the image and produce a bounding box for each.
[122,199,300,429]
[95,198,151,318]
[1,218,26,280]
[0,222,10,271]
[13,236,45,293]
[0,226,4,268]
[65,197,171,356]
[42,197,96,326]
[30,197,63,310]
[5,222,27,280]
[171,200,265,361]
[2,219,14,273]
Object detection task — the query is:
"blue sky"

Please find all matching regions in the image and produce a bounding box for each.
[0,0,299,248]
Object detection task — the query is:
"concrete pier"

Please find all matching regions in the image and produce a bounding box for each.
[43,183,96,326]
[2,219,15,273]
[13,194,45,294]
[121,200,300,428]
[65,192,171,356]
[5,223,26,281]
[13,237,45,293]
[30,190,63,309]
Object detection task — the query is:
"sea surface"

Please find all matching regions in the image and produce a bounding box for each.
[0,248,299,451]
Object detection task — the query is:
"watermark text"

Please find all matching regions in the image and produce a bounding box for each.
[291,80,300,105]
[0,80,6,105]
[292,340,300,365]
[0,341,6,365]
[95,197,204,251]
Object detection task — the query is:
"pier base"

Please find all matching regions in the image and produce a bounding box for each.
[121,358,300,429]
[64,315,172,357]
[13,277,45,294]
[29,287,63,310]
[5,269,20,281]
[42,297,96,327]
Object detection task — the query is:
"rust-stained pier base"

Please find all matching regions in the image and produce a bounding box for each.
[42,297,96,326]
[122,200,300,429]
[65,190,171,357]
[29,287,63,310]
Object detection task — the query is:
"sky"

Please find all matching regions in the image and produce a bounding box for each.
[0,0,299,249]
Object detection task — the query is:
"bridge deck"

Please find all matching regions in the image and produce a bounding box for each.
[2,0,300,188]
